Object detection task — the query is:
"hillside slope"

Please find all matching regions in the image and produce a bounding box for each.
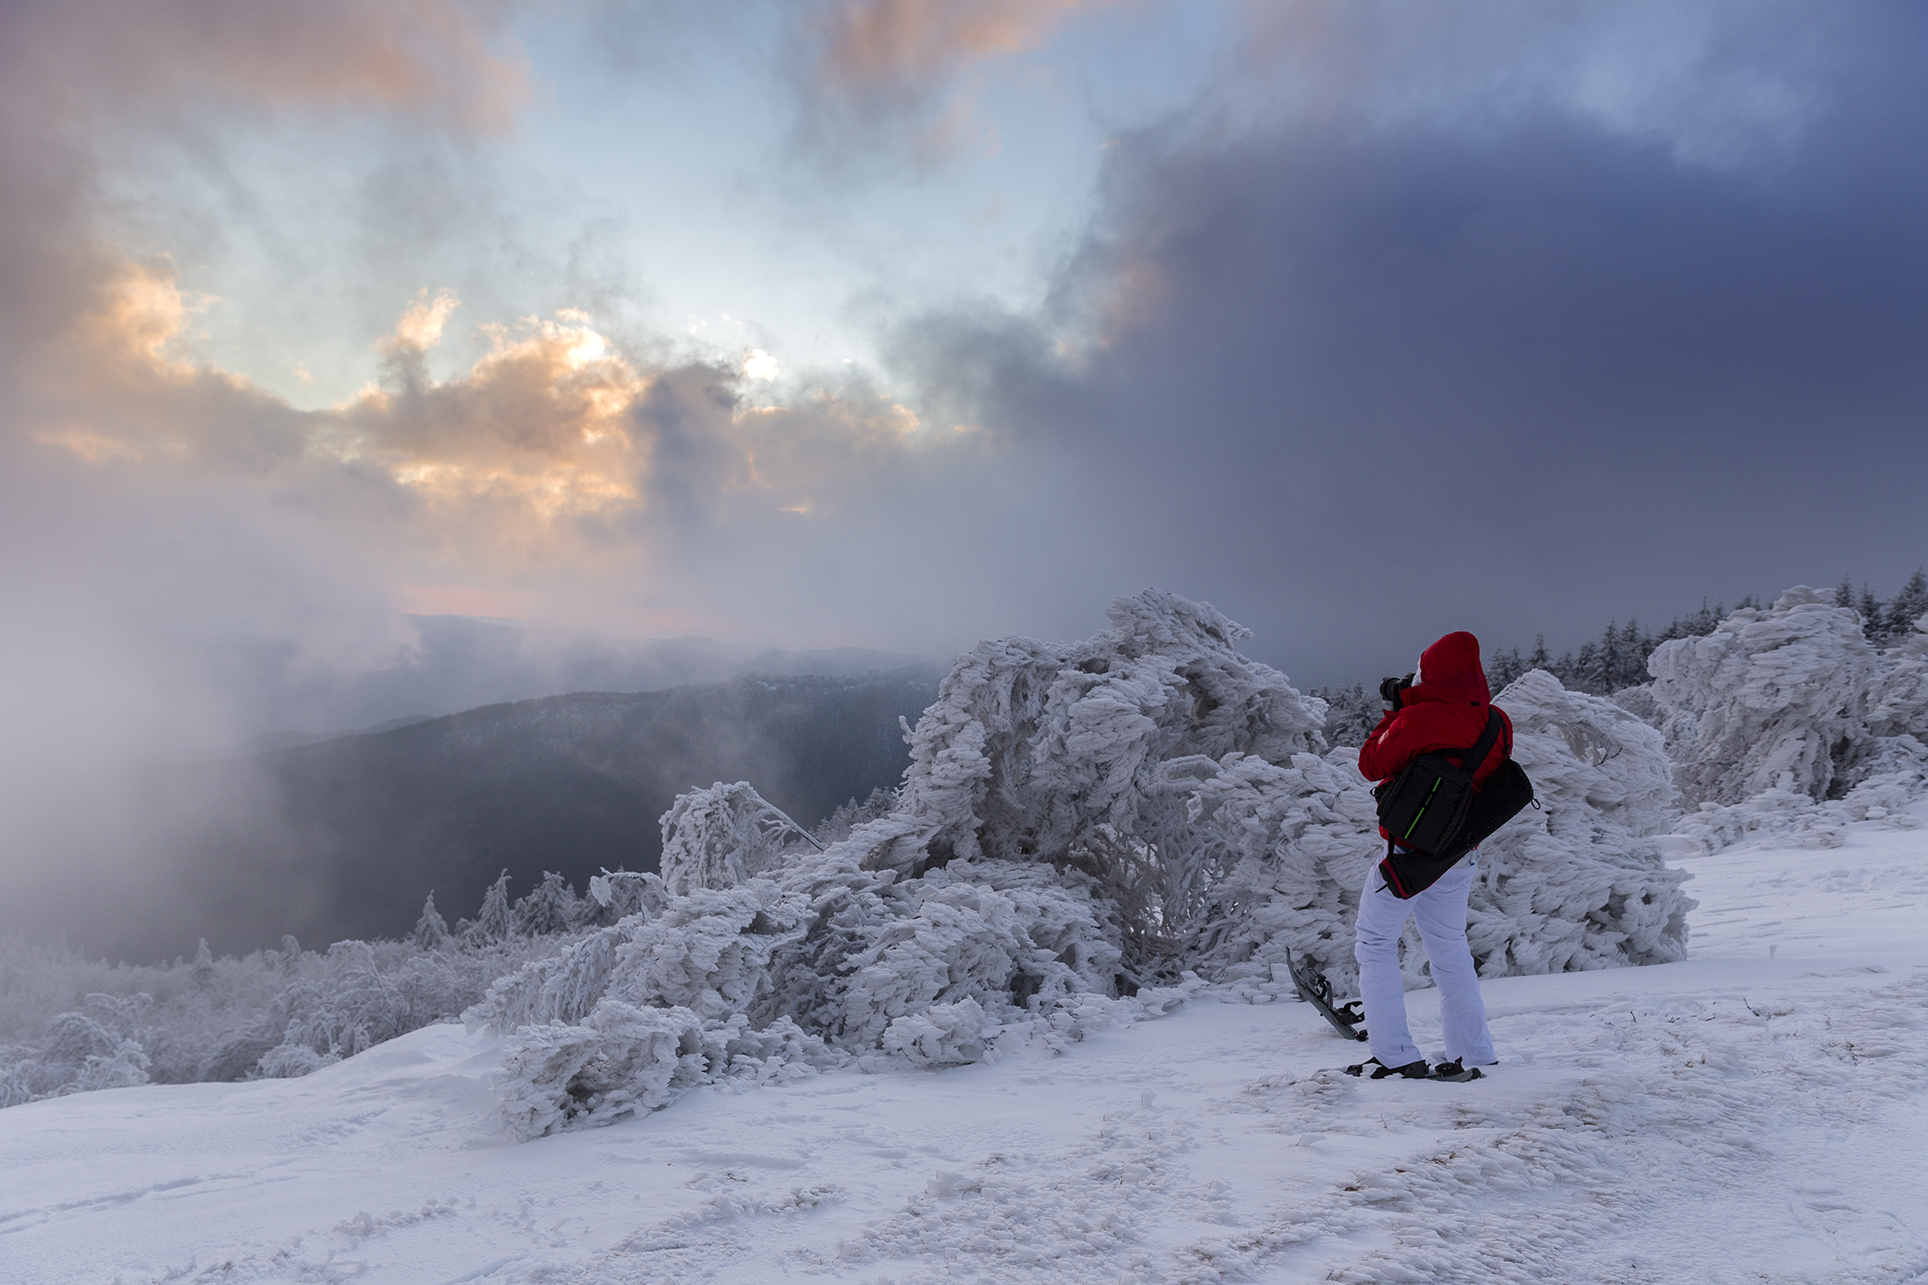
[4,801,1923,1284]
[110,668,941,958]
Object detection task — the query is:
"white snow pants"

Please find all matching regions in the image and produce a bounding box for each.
[1354,852,1496,1069]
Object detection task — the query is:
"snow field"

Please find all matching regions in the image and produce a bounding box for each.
[3,804,1925,1285]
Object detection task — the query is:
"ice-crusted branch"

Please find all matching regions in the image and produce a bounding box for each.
[659,783,824,896]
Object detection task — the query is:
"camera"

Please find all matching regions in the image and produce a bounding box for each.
[1378,673,1415,708]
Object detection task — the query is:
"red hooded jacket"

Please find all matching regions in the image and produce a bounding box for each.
[1357,632,1513,838]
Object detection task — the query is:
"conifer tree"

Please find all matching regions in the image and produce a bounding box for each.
[1885,567,1928,642]
[469,870,514,943]
[1859,585,1882,639]
[512,872,581,937]
[411,892,450,951]
[1599,623,1621,694]
[1527,633,1550,671]
[1571,641,1603,694]
[1487,647,1526,690]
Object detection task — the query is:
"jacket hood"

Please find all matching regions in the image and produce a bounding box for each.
[1414,631,1491,707]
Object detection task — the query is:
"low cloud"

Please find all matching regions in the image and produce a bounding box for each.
[883,0,1928,681]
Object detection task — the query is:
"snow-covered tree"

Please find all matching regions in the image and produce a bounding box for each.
[1649,587,1879,805]
[467,871,514,943]
[1884,568,1928,645]
[838,590,1327,972]
[1462,670,1691,975]
[411,893,450,951]
[1486,648,1528,692]
[512,872,582,937]
[657,783,822,895]
[812,787,899,846]
[1310,681,1379,747]
[1858,585,1882,637]
[583,869,670,926]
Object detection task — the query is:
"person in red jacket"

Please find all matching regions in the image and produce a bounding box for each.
[1348,631,1509,1082]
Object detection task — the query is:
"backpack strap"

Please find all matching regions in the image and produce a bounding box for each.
[1442,708,1503,783]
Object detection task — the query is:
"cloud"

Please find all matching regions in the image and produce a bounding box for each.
[0,0,534,954]
[1226,0,1848,168]
[799,0,1107,161]
[6,0,528,130]
[881,0,1928,683]
[816,0,1098,94]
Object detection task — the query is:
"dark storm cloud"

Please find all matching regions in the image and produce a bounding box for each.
[884,3,1928,684]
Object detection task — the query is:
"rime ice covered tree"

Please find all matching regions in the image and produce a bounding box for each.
[830,590,1329,969]
[412,893,450,951]
[1464,670,1692,974]
[1649,587,1878,805]
[513,872,583,937]
[467,871,514,943]
[1310,681,1379,748]
[657,783,823,895]
[1885,568,1928,645]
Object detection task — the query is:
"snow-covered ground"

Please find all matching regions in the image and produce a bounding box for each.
[5,808,1926,1285]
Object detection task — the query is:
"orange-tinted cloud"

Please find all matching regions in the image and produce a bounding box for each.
[32,261,985,596]
[818,0,1099,95]
[806,0,1109,158]
[10,0,528,132]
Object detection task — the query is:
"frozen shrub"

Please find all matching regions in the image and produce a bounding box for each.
[498,1001,713,1138]
[497,1005,840,1137]
[840,589,1327,975]
[0,877,577,1107]
[583,869,670,926]
[658,783,822,895]
[470,924,633,1032]
[1155,747,1385,993]
[881,998,993,1067]
[66,1041,151,1093]
[1465,670,1694,977]
[824,859,1123,1050]
[256,1043,333,1079]
[1649,587,1878,805]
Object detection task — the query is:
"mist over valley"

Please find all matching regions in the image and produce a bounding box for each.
[17,663,941,962]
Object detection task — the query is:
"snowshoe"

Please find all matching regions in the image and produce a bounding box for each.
[1344,1057,1429,1080]
[1429,1060,1483,1082]
[1285,947,1367,1042]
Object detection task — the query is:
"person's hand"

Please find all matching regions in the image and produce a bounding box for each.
[1378,673,1414,710]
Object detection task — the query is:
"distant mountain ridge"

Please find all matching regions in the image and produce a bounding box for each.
[194,615,936,748]
[43,666,945,961]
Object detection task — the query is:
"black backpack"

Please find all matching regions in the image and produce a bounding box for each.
[1372,708,1535,899]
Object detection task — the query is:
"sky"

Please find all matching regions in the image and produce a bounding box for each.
[4,0,1928,756]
